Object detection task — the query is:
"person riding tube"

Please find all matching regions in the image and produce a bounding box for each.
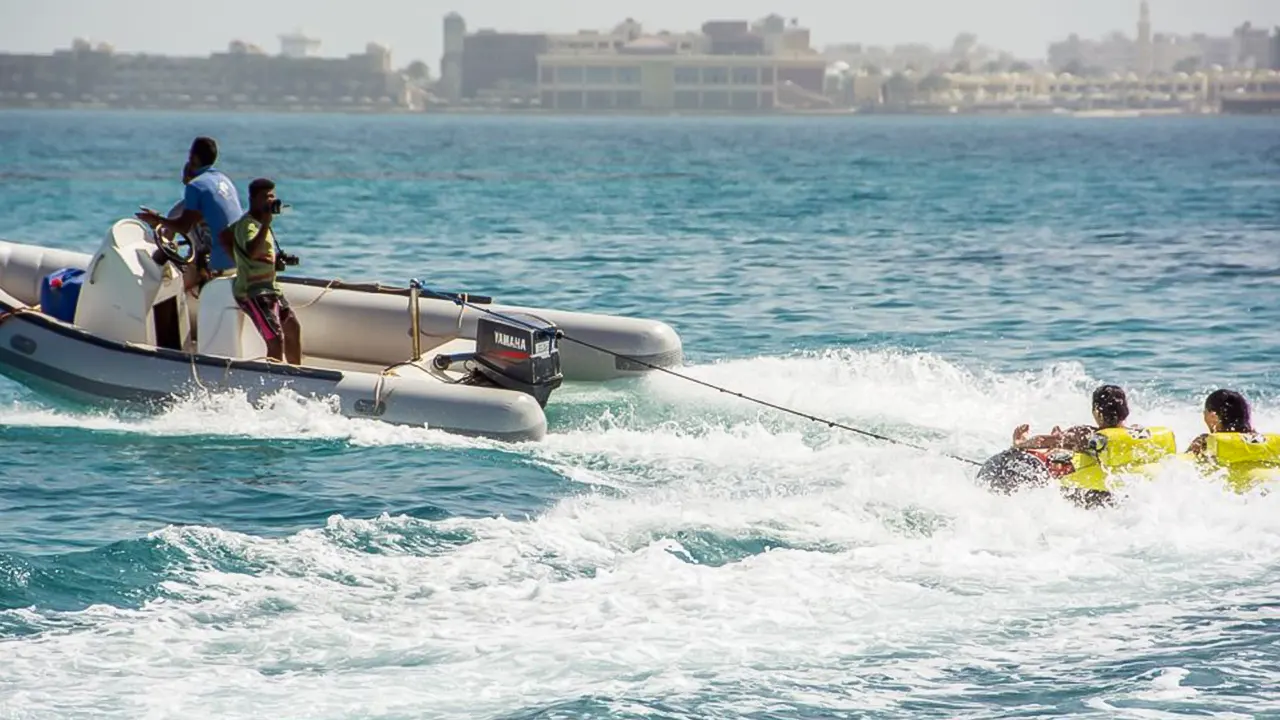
[980,384,1177,506]
[1186,389,1280,493]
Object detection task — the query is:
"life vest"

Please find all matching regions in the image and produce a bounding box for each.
[1202,432,1280,493]
[1060,426,1178,492]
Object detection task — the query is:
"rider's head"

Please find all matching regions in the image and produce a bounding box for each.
[248,178,276,217]
[1204,389,1252,433]
[189,136,218,170]
[181,159,196,184]
[1091,384,1129,428]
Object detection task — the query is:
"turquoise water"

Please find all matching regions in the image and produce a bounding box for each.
[1,110,1279,718]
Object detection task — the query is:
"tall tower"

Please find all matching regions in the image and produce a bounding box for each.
[440,13,465,101]
[1137,1,1153,76]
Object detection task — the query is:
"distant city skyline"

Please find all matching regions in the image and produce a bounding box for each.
[1,0,1276,70]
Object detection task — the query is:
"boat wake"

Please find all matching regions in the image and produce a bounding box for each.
[0,388,491,450]
[3,346,1272,459]
[3,348,1280,718]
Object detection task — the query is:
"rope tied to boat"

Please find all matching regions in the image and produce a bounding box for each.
[0,304,39,326]
[371,359,438,411]
[289,278,344,311]
[409,281,983,468]
[187,349,210,392]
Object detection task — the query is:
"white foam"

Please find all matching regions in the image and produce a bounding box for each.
[0,388,494,450]
[3,349,1280,718]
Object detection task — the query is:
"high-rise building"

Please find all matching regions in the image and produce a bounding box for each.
[1233,22,1271,69]
[461,30,548,100]
[439,12,465,101]
[1137,1,1153,76]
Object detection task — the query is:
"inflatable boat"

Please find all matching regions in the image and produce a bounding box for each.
[976,425,1280,504]
[0,219,684,441]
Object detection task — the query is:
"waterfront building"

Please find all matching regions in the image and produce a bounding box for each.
[535,17,828,112]
[0,37,409,109]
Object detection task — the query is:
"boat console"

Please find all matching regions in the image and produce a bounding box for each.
[72,219,193,351]
[196,277,268,359]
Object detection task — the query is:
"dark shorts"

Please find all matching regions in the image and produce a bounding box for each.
[237,293,293,344]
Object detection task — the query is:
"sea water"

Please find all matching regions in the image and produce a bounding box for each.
[0,111,1278,718]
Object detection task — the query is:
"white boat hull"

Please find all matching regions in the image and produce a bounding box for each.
[0,284,548,441]
[0,223,685,441]
[0,240,684,383]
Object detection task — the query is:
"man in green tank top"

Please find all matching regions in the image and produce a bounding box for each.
[219,178,302,364]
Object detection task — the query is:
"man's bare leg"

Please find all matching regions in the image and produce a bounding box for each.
[283,314,302,365]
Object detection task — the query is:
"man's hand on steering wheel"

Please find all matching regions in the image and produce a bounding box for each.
[149,223,195,267]
[135,208,164,227]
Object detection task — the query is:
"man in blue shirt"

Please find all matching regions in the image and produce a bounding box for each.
[137,136,242,281]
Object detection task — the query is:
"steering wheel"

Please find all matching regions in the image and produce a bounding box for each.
[151,224,195,267]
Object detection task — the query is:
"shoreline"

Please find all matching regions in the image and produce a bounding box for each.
[0,101,1225,119]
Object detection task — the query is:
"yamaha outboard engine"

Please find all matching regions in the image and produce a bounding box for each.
[435,312,563,407]
[474,313,563,406]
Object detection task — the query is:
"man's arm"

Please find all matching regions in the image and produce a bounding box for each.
[218,226,236,264]
[244,216,273,258]
[139,185,203,234]
[1014,432,1065,450]
[137,207,201,232]
[1012,424,1095,451]
[163,208,203,235]
[1057,425,1098,452]
[1185,433,1209,456]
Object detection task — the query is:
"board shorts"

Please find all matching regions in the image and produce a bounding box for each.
[237,292,294,344]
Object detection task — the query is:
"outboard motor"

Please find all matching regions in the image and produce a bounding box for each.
[473,312,563,406]
[434,312,563,407]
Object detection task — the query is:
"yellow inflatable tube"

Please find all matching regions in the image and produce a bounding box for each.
[1197,432,1280,493]
[1060,430,1280,494]
[1059,426,1178,492]
[979,429,1280,500]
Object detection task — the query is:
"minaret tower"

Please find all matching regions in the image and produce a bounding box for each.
[1137,1,1153,76]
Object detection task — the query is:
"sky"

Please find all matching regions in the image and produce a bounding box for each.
[0,0,1276,71]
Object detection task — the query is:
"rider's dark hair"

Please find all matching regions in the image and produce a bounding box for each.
[1092,384,1129,427]
[1205,389,1253,433]
[189,136,218,167]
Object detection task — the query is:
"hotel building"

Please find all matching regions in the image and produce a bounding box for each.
[440,14,829,111]
[536,18,828,112]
